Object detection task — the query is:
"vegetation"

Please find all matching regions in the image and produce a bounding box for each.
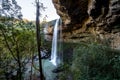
[0,0,22,19]
[0,0,120,80]
[0,17,50,80]
[0,17,37,80]
[59,43,120,80]
[0,0,49,79]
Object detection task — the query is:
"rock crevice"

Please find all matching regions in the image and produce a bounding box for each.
[48,0,120,48]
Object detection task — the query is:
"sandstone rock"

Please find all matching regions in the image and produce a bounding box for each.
[47,0,120,48]
[52,0,120,30]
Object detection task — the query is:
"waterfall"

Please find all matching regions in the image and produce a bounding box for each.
[50,19,59,66]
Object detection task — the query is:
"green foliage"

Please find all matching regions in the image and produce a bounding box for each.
[58,63,71,80]
[0,18,37,79]
[59,43,120,80]
[0,0,22,19]
[72,43,120,80]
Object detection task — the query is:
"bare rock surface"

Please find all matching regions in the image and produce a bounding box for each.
[45,0,120,48]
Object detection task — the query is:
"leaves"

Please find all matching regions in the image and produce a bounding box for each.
[71,43,120,80]
[0,0,22,19]
[58,43,120,80]
[0,17,37,79]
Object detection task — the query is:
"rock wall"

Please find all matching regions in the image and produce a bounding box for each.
[43,0,120,48]
[51,0,120,48]
[52,0,120,30]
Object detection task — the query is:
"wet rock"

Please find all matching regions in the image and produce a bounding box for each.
[52,66,63,73]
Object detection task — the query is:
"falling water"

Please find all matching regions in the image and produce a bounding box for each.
[50,19,59,66]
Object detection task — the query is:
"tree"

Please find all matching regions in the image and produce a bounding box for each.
[0,18,37,80]
[0,0,22,19]
[35,0,45,79]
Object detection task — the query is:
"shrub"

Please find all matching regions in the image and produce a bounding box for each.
[71,43,120,80]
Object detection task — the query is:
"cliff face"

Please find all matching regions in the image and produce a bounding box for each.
[50,0,120,48]
[53,0,120,30]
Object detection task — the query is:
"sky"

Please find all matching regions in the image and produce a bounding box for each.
[17,0,59,21]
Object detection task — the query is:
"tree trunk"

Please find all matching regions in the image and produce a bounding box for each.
[18,59,22,80]
[36,0,44,80]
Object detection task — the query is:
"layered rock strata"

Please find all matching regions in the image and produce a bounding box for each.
[46,0,120,48]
